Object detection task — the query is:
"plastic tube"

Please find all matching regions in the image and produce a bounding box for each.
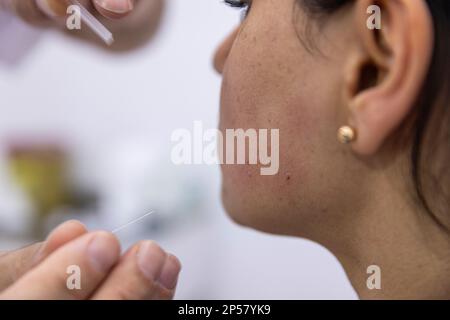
[68,0,114,45]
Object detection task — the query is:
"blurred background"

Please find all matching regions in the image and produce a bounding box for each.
[0,0,356,299]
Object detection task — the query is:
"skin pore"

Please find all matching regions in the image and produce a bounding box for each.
[214,0,450,299]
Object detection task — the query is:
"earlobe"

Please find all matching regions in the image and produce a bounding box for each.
[343,0,434,155]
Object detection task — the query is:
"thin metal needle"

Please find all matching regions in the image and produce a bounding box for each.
[111,211,155,234]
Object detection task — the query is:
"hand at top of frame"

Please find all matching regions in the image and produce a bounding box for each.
[0,220,181,300]
[3,0,165,51]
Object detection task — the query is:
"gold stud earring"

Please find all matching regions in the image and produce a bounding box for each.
[338,126,356,144]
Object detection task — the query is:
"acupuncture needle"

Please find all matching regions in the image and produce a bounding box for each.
[111,211,155,234]
[68,0,114,45]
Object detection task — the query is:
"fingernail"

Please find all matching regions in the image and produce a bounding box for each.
[137,241,166,281]
[157,254,181,290]
[88,232,118,273]
[94,0,134,14]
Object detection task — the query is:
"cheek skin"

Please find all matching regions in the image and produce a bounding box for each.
[218,8,324,233]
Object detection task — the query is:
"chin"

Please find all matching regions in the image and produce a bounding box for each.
[220,183,250,227]
[220,176,297,236]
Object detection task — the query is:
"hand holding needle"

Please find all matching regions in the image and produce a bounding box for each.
[1,0,164,51]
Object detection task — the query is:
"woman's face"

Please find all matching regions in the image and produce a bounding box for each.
[213,0,370,237]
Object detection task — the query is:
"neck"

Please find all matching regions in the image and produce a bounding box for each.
[318,174,450,299]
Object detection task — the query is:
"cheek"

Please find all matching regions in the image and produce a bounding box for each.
[218,32,325,222]
[217,6,345,233]
[219,26,322,177]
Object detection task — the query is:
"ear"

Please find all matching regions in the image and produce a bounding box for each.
[345,0,434,155]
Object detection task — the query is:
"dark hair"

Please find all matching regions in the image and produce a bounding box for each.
[300,0,450,228]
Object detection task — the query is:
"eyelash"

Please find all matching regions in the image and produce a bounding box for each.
[223,0,251,20]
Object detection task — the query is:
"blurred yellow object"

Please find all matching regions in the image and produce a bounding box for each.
[7,143,69,236]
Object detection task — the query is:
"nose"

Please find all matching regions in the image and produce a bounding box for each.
[213,26,240,75]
